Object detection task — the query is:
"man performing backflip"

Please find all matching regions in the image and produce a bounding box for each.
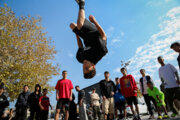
[70,0,108,79]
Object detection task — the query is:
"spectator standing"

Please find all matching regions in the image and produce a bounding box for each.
[14,85,30,120]
[120,68,141,120]
[75,85,88,120]
[39,88,52,120]
[158,56,180,117]
[99,71,115,120]
[28,84,42,120]
[139,69,157,119]
[114,77,127,120]
[0,84,9,120]
[90,88,101,120]
[55,70,73,120]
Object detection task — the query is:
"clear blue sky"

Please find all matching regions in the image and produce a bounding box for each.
[1,0,180,107]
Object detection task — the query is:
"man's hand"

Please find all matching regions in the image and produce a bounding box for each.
[103,96,106,101]
[56,96,59,101]
[89,15,96,24]
[90,104,93,107]
[50,106,53,110]
[69,96,72,101]
[79,101,83,106]
[177,80,180,85]
[40,106,44,110]
[134,90,137,93]
[111,92,114,96]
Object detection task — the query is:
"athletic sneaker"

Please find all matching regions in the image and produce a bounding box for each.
[148,115,155,119]
[137,116,141,120]
[163,114,169,119]
[171,113,177,117]
[75,0,85,4]
[157,115,162,120]
[133,116,138,120]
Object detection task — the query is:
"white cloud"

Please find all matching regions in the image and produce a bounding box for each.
[67,52,74,58]
[147,0,173,7]
[121,32,125,37]
[165,0,172,3]
[106,26,125,47]
[113,67,121,73]
[111,37,122,45]
[96,73,102,77]
[106,26,115,38]
[114,7,180,85]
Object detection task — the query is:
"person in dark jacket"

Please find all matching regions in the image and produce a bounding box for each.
[68,93,77,120]
[28,84,42,120]
[99,71,115,120]
[14,85,30,120]
[75,86,88,120]
[0,84,9,120]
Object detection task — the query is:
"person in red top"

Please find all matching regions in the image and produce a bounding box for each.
[55,70,73,120]
[39,88,52,120]
[120,67,141,120]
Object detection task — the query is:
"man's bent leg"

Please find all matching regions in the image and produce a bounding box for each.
[55,109,60,120]
[165,88,178,114]
[65,110,69,120]
[144,95,153,116]
[77,9,85,30]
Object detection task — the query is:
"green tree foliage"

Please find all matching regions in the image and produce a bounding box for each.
[0,4,60,101]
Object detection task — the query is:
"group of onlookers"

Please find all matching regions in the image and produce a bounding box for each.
[0,42,179,120]
[0,84,52,120]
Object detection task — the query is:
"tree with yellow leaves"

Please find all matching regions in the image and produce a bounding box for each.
[0,4,60,101]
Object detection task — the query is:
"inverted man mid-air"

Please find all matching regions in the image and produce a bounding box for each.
[70,0,108,79]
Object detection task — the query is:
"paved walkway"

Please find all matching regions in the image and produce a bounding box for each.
[139,113,180,120]
[124,112,180,120]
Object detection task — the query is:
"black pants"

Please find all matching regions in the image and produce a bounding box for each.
[29,108,40,120]
[165,87,180,114]
[40,110,48,120]
[93,106,101,120]
[14,108,27,120]
[143,94,157,116]
[69,101,77,120]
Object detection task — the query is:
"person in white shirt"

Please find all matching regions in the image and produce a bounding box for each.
[139,69,157,119]
[157,56,180,117]
[90,88,101,120]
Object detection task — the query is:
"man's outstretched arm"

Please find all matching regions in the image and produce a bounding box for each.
[76,34,83,48]
[89,15,107,40]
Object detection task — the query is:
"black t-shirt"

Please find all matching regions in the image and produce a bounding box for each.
[76,37,108,65]
[178,54,180,70]
[99,80,115,98]
[78,90,86,104]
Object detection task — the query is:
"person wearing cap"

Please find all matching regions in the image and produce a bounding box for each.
[0,84,9,119]
[90,88,101,120]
